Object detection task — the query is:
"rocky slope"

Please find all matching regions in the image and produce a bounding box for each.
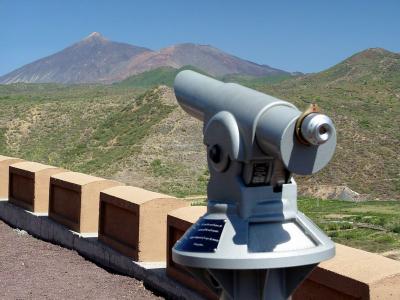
[109,43,288,81]
[0,33,150,84]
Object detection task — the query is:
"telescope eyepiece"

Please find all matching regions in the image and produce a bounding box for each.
[300,113,334,146]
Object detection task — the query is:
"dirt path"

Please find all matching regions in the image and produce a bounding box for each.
[0,220,163,299]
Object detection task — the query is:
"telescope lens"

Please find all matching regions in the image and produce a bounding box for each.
[209,145,222,164]
[300,113,334,146]
[319,126,328,135]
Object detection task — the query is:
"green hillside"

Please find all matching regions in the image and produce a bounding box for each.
[116,65,295,89]
[0,48,398,263]
[116,67,178,89]
[299,198,400,258]
[115,65,208,89]
[0,48,398,200]
[258,48,400,199]
[221,73,295,87]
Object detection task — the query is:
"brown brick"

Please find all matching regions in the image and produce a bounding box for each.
[49,172,121,234]
[166,206,218,300]
[9,162,64,213]
[99,185,188,261]
[294,243,400,299]
[0,155,24,198]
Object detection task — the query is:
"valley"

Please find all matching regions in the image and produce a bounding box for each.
[0,38,399,260]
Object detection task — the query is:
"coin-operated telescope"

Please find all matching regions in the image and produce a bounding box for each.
[172,70,336,300]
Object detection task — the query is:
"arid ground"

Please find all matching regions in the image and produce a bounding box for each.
[0,220,162,299]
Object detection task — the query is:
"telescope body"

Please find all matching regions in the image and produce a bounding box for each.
[174,70,336,175]
[172,70,337,300]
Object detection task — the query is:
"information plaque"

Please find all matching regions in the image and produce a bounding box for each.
[175,218,225,253]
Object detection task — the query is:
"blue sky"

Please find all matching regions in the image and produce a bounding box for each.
[1,0,399,75]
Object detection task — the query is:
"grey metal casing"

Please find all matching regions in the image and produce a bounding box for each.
[174,70,336,175]
[172,70,337,300]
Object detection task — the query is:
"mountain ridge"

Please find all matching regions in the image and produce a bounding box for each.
[299,47,400,84]
[108,43,288,81]
[0,32,289,84]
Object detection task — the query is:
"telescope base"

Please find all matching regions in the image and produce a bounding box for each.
[172,208,334,299]
[188,264,316,300]
[173,211,335,270]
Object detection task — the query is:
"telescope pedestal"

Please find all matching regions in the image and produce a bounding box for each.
[214,265,316,300]
[173,183,335,300]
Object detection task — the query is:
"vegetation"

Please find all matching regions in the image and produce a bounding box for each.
[116,65,294,89]
[298,198,400,258]
[0,48,399,259]
[0,82,207,197]
[188,197,400,259]
[220,73,295,87]
[115,65,209,89]
[256,48,400,199]
[0,48,398,200]
[0,83,174,176]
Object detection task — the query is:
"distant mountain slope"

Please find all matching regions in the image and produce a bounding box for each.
[0,35,289,84]
[110,43,288,81]
[115,66,208,89]
[259,48,400,199]
[116,65,295,90]
[115,48,399,200]
[306,47,400,85]
[0,48,397,200]
[0,32,151,84]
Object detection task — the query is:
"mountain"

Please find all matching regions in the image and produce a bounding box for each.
[304,47,400,85]
[0,33,289,84]
[0,32,151,84]
[109,43,289,81]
